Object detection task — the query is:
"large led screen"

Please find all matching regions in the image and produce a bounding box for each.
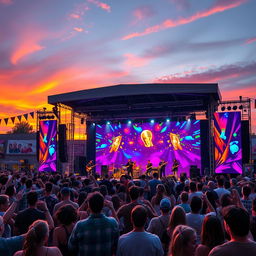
[96,120,201,176]
[214,112,242,174]
[39,120,57,172]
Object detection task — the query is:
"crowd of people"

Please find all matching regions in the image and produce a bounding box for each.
[0,168,256,256]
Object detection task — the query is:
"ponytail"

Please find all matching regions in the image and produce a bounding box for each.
[23,220,49,256]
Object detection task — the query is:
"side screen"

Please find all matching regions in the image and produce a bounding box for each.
[95,120,201,176]
[39,120,57,172]
[214,112,242,174]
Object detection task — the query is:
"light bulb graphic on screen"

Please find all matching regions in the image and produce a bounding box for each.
[141,130,153,147]
[170,133,182,150]
[109,136,122,152]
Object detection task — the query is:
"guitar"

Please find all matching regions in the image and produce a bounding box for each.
[172,164,179,172]
[86,164,97,174]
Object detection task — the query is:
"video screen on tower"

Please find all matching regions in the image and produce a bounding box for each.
[39,120,57,172]
[95,120,201,176]
[214,112,242,174]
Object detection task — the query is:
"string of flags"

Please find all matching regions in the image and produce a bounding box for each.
[0,112,35,125]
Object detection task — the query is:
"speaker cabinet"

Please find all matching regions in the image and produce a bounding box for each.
[59,124,68,162]
[190,166,200,178]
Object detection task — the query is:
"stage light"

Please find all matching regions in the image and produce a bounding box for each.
[221,106,225,111]
[188,118,191,122]
[92,123,95,126]
[150,119,155,123]
[233,106,237,110]
[128,120,132,124]
[166,118,170,122]
[106,121,110,125]
[227,106,232,111]
[239,105,243,110]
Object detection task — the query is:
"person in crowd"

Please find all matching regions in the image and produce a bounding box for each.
[214,178,230,199]
[162,205,187,253]
[178,192,191,213]
[117,205,164,256]
[241,185,252,213]
[195,215,225,256]
[0,195,11,237]
[151,184,169,215]
[68,192,119,256]
[229,178,241,196]
[53,187,79,215]
[53,205,77,256]
[189,182,200,202]
[186,195,215,242]
[175,176,186,196]
[117,185,155,234]
[147,198,171,239]
[14,191,54,235]
[209,206,256,256]
[169,225,197,256]
[149,173,162,200]
[14,220,62,256]
[40,182,59,215]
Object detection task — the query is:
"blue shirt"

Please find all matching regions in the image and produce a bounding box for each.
[68,213,119,256]
[0,235,24,256]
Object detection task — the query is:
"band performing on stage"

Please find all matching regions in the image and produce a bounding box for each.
[86,158,179,178]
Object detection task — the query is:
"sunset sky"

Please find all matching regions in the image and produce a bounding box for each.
[0,0,255,133]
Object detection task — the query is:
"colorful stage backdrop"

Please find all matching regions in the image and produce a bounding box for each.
[39,120,57,172]
[214,112,242,174]
[96,120,201,176]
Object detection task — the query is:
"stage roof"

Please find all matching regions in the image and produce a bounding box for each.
[48,83,221,120]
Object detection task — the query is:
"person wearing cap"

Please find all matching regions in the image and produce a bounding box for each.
[53,187,79,215]
[147,198,171,239]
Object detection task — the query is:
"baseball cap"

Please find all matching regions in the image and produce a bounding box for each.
[160,198,171,209]
[61,187,70,195]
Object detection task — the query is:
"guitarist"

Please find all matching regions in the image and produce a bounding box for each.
[146,160,153,176]
[125,159,134,178]
[158,159,167,178]
[86,160,96,176]
[172,158,179,178]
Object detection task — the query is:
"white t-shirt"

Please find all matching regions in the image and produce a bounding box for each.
[214,188,230,199]
[117,231,164,256]
[186,213,205,242]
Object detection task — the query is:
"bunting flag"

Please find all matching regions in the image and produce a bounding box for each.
[30,112,34,119]
[23,113,28,120]
[17,115,22,122]
[0,119,1,125]
[11,117,15,124]
[4,118,8,125]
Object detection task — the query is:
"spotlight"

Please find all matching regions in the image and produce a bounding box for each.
[166,118,170,122]
[188,118,191,122]
[221,106,226,111]
[227,106,232,111]
[150,119,154,123]
[232,106,237,110]
[106,121,110,125]
[128,120,132,124]
[239,105,243,110]
[92,123,95,126]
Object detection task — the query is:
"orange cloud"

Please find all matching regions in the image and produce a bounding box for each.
[11,44,44,65]
[124,53,151,68]
[74,27,84,32]
[245,37,256,44]
[122,0,247,40]
[69,13,81,19]
[87,0,111,12]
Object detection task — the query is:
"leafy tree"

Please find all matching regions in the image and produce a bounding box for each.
[7,121,33,134]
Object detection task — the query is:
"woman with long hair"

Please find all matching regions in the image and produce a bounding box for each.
[169,225,197,256]
[162,206,187,254]
[195,215,225,256]
[53,205,78,256]
[14,220,62,256]
[151,184,168,215]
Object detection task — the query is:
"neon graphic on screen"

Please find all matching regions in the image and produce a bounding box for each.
[214,112,242,174]
[96,120,201,176]
[39,120,57,172]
